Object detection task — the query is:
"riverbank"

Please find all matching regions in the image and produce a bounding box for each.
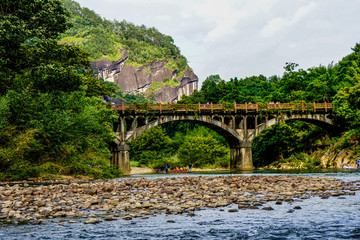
[130,167,228,174]
[0,174,359,225]
[130,167,156,174]
[0,167,228,183]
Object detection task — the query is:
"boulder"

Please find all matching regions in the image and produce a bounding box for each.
[104,215,116,221]
[85,218,101,224]
[39,207,53,216]
[228,208,239,213]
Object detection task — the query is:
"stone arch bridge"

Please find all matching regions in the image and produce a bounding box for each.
[111,102,338,174]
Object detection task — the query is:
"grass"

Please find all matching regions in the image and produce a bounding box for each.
[148,86,161,92]
[125,60,146,68]
[163,78,180,87]
[130,160,141,167]
[60,36,84,45]
[148,78,181,92]
[268,152,323,169]
[165,58,178,72]
[108,42,126,62]
[152,81,163,87]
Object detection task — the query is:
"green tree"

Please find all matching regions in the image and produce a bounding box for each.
[130,126,173,166]
[0,0,74,94]
[252,122,300,167]
[333,43,360,128]
[0,0,119,180]
[201,75,223,103]
[177,135,229,167]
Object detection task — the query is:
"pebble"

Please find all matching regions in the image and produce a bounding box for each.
[0,175,357,225]
[84,218,101,224]
[228,208,238,213]
[104,215,116,221]
[187,211,195,216]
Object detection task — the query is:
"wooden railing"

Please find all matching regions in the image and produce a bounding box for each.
[111,102,333,113]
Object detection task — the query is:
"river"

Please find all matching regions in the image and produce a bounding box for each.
[1,169,359,240]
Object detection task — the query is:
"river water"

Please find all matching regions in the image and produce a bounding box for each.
[1,169,360,240]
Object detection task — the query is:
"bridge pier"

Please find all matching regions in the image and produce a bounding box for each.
[230,141,254,171]
[111,143,131,175]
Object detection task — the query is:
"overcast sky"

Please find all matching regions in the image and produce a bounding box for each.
[75,0,360,86]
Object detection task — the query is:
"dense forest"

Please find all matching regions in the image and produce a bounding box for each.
[0,0,121,180]
[1,0,360,180]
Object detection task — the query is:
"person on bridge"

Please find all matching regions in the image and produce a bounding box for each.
[189,163,192,172]
[356,159,360,168]
[165,164,169,173]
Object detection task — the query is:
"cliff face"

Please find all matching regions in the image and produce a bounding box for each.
[92,48,198,103]
[317,147,356,168]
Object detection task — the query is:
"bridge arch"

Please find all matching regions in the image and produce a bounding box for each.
[128,116,241,145]
[117,115,251,174]
[110,103,338,174]
[257,113,340,138]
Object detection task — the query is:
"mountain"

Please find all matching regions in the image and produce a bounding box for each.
[60,0,198,102]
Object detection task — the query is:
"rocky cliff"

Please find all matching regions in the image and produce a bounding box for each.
[317,146,357,168]
[92,48,198,103]
[60,0,199,102]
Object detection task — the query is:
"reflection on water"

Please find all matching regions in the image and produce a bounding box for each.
[1,169,360,240]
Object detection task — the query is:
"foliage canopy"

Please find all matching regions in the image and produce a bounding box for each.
[0,0,119,180]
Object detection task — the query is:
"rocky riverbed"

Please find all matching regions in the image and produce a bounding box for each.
[1,175,359,225]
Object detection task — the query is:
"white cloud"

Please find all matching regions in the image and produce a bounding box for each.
[186,0,252,42]
[155,15,170,20]
[294,1,317,21]
[260,17,287,38]
[260,1,318,37]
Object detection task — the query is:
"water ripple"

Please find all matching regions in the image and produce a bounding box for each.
[1,172,359,240]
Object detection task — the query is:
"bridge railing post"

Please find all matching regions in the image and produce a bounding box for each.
[245,102,248,113]
[198,102,201,113]
[325,102,327,112]
[211,102,213,113]
[314,102,316,112]
[234,102,237,113]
